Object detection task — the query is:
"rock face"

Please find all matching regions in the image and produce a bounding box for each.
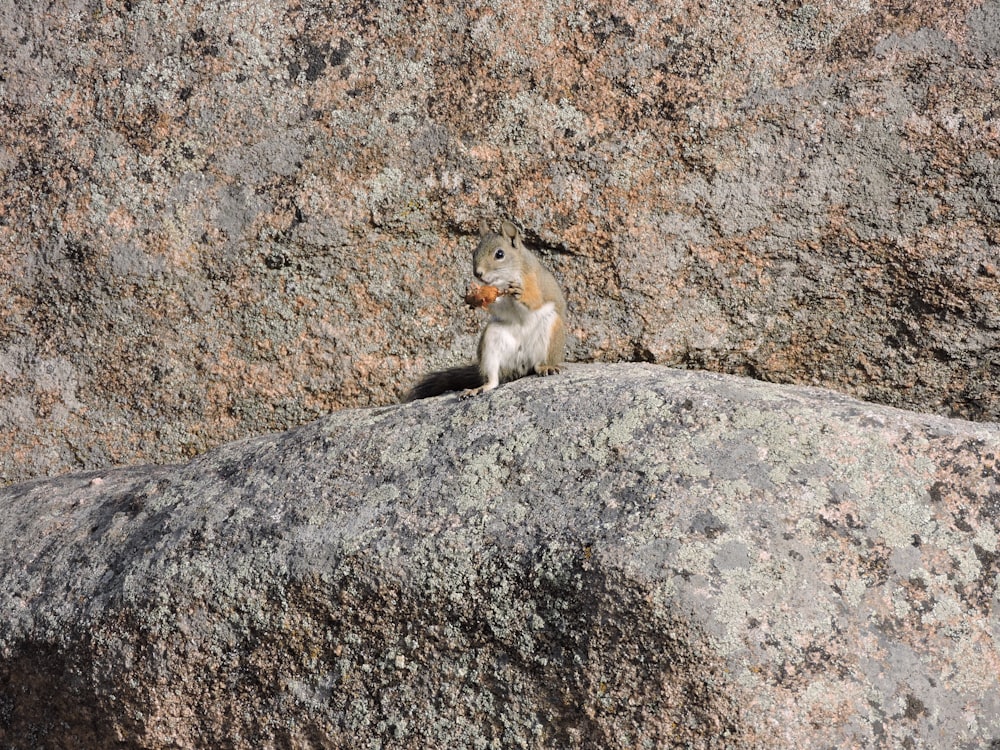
[2,0,999,484]
[1,365,998,749]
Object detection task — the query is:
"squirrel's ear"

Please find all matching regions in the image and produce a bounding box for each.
[478,219,491,236]
[500,220,519,240]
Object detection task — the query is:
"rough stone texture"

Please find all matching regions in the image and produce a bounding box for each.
[2,0,1000,484]
[1,364,998,748]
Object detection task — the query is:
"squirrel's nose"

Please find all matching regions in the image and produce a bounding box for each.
[473,268,484,280]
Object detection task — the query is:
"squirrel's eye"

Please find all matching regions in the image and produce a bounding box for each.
[494,249,505,260]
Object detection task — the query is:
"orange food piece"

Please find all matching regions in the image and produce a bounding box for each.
[464,283,502,309]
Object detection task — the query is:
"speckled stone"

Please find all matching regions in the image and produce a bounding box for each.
[2,1,999,484]
[1,365,998,748]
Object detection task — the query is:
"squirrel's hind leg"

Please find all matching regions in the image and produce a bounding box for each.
[461,366,500,398]
[533,316,565,377]
[466,324,511,397]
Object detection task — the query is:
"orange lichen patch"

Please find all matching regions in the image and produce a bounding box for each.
[106,206,137,232]
[464,283,502,309]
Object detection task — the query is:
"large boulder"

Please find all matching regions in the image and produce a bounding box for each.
[2,364,998,748]
[2,0,999,484]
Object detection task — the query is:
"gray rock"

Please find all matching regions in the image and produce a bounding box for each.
[2,364,998,748]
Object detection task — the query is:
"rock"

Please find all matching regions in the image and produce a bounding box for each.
[2,1,999,485]
[2,364,998,748]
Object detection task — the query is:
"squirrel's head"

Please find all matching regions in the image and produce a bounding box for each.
[473,219,524,288]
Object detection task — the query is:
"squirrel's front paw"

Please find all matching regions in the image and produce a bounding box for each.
[506,281,524,300]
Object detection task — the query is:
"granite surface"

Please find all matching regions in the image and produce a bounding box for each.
[1,365,998,748]
[2,1,999,484]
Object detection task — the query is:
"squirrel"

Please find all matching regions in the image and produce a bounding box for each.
[405,219,567,401]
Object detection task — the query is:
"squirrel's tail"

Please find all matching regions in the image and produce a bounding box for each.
[404,365,483,402]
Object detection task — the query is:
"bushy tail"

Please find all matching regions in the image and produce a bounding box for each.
[403,365,484,402]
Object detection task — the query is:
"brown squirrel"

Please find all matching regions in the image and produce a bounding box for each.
[405,220,567,401]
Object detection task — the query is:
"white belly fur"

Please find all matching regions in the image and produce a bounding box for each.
[479,301,557,385]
